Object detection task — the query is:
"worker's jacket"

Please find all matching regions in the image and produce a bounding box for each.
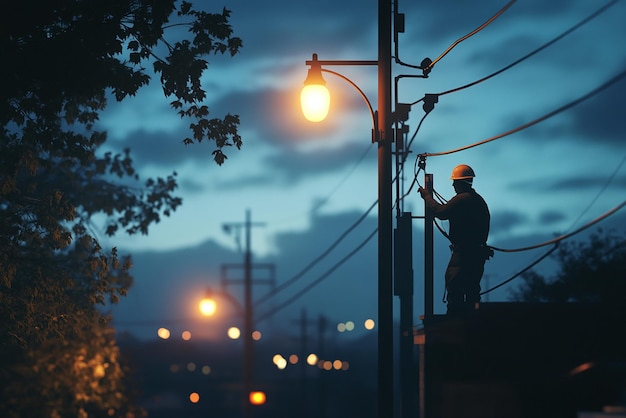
[423,188,490,250]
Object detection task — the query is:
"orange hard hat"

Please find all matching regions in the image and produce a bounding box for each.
[450,164,475,180]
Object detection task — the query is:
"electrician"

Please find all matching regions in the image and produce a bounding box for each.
[418,164,491,315]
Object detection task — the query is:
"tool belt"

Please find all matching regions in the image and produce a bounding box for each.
[449,244,494,260]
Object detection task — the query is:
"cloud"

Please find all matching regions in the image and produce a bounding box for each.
[109,129,211,168]
[538,210,567,226]
[262,142,376,184]
[224,0,378,60]
[490,209,530,235]
[568,72,626,146]
[509,168,626,193]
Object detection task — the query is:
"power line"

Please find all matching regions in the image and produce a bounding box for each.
[480,244,558,296]
[425,0,516,72]
[425,0,620,99]
[271,142,374,228]
[256,228,377,323]
[565,155,626,233]
[419,67,626,158]
[311,143,374,213]
[489,201,626,253]
[255,200,377,305]
[483,200,626,295]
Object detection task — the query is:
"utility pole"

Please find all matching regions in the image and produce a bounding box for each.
[221,209,274,418]
[377,1,394,418]
[394,212,415,418]
[291,308,316,418]
[421,173,434,418]
[424,173,434,318]
[317,315,329,418]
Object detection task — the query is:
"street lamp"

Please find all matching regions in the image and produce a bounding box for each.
[199,288,245,319]
[198,297,217,317]
[301,53,379,140]
[300,2,393,418]
[300,55,330,122]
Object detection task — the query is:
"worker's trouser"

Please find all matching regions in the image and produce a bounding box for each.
[444,249,485,314]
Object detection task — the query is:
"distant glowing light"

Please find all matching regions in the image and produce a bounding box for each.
[249,391,266,405]
[189,392,200,403]
[570,361,595,376]
[252,330,262,341]
[199,298,217,317]
[322,361,332,371]
[306,353,318,366]
[273,354,287,370]
[364,319,375,330]
[337,322,346,332]
[227,327,241,339]
[157,328,171,339]
[181,330,192,341]
[345,321,355,331]
[187,362,196,372]
[289,354,299,364]
[201,365,211,375]
[333,360,342,370]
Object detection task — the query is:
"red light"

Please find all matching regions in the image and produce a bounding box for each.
[249,391,266,405]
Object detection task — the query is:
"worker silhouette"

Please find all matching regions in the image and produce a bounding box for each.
[418,164,491,315]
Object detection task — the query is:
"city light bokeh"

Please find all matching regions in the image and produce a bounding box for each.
[157,327,171,339]
[227,327,241,339]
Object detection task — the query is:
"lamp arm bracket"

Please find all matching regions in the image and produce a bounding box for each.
[320,68,378,140]
[305,59,378,67]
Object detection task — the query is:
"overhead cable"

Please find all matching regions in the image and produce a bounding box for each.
[425,0,516,72]
[482,200,626,295]
[255,200,377,305]
[255,228,377,323]
[310,142,374,214]
[490,201,626,253]
[427,0,619,99]
[480,244,559,295]
[565,155,626,233]
[419,68,626,158]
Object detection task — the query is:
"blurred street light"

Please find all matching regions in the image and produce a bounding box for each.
[198,286,254,418]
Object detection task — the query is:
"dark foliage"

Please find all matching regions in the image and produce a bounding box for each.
[0,1,241,416]
[510,230,626,305]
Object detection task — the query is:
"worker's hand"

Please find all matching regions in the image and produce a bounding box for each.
[418,187,429,199]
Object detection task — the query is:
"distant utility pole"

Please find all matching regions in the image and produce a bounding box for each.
[290,308,316,418]
[221,209,274,418]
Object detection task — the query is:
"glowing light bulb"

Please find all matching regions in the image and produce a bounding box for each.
[301,84,330,122]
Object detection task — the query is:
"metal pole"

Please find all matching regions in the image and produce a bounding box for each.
[378,1,393,418]
[395,212,415,418]
[243,209,253,418]
[424,174,434,318]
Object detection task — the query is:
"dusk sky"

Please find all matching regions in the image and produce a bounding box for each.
[100,0,626,341]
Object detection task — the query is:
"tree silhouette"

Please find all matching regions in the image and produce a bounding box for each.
[0,1,241,416]
[510,230,626,305]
